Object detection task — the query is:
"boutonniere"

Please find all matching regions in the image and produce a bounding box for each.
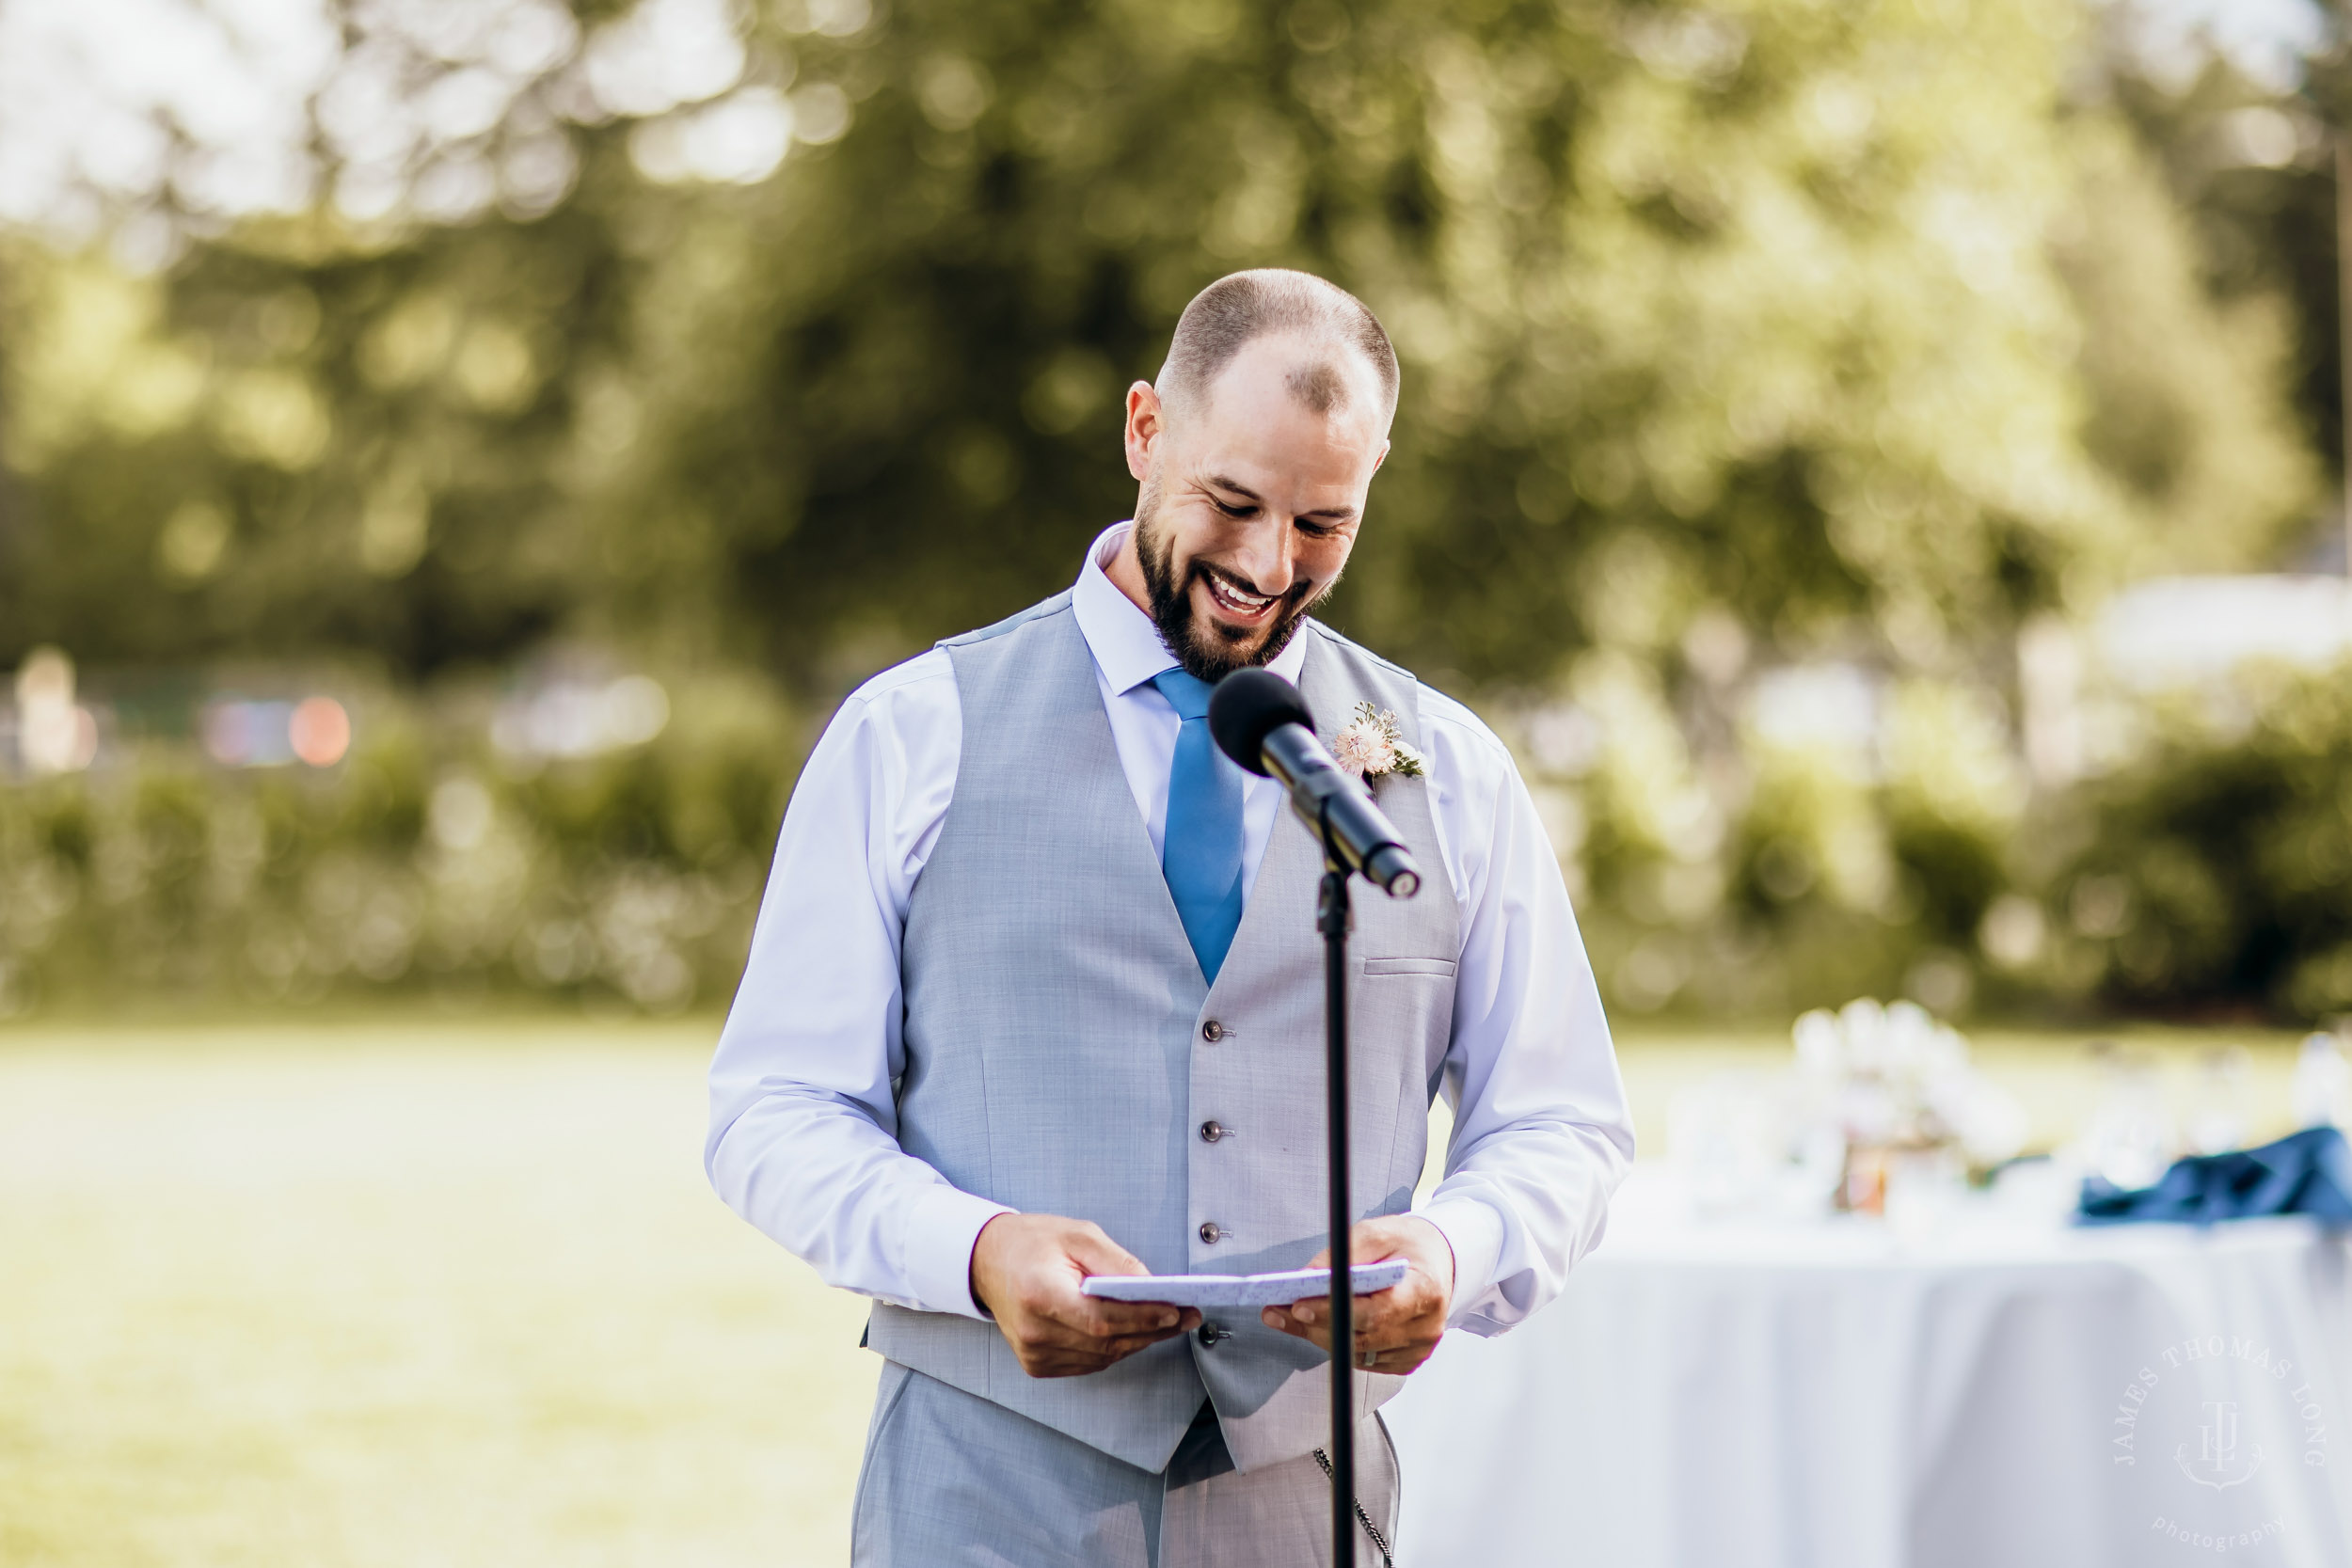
[1334,702,1425,780]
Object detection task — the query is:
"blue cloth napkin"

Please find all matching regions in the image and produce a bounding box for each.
[2077,1125,2352,1226]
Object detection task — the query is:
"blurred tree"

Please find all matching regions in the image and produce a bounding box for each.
[1,211,627,669]
[2039,665,2352,1019]
[618,0,2137,689]
[0,0,2321,693]
[2073,3,2332,567]
[2051,115,2319,575]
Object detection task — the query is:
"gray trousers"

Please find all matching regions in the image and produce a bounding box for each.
[851,1361,1399,1567]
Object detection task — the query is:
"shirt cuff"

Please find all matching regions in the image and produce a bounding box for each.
[904,1184,1017,1319]
[1415,1195,1504,1325]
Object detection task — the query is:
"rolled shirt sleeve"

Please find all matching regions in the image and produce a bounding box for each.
[704,650,1009,1320]
[1412,690,1636,1335]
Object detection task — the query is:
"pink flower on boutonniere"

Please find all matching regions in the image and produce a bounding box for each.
[1334,702,1425,781]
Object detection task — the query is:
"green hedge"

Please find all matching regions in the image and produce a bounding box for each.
[12,657,2352,1024]
[0,672,797,1018]
[2030,667,2352,1019]
[1515,658,2352,1025]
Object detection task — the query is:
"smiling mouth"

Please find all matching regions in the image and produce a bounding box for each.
[1200,569,1279,622]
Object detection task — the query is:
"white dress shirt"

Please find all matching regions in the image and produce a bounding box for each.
[707,524,1634,1335]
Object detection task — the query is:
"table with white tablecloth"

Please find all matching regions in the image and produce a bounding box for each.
[1386,1172,2352,1568]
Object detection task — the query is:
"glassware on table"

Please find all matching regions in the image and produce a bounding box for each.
[1788,1122,1848,1216]
[2292,1031,2352,1130]
[2185,1045,2251,1155]
[2076,1044,2174,1191]
[1669,1071,1791,1219]
[1883,1143,1967,1245]
[1989,1151,2078,1222]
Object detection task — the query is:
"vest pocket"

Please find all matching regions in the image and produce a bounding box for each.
[1361,956,1457,977]
[1353,957,1459,1190]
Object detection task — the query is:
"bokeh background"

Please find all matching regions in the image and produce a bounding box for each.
[8,0,2352,1027]
[3,0,2349,1563]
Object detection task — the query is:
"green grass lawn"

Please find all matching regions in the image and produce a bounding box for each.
[0,1016,2314,1566]
[0,1022,875,1568]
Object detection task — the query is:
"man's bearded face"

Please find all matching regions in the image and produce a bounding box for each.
[1118,331,1386,686]
[1133,470,1326,685]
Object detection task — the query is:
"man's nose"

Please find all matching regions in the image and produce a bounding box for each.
[1230,515,1297,596]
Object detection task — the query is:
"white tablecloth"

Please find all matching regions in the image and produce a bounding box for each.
[1386,1172,2352,1568]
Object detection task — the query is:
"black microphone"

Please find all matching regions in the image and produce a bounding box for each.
[1207,668,1422,897]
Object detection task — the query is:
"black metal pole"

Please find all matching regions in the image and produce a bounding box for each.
[1317,819,1354,1568]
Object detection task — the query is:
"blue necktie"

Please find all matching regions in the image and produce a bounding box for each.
[1152,669,1246,983]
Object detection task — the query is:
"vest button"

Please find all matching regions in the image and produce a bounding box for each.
[1199,1221,1223,1244]
[1201,1020,1224,1042]
[1199,1120,1225,1143]
[1198,1323,1230,1347]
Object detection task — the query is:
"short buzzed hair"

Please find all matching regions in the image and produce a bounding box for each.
[1158,269,1399,426]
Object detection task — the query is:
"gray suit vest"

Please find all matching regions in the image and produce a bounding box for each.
[867,593,1461,1474]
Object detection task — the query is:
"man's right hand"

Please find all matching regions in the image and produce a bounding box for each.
[969,1212,1201,1378]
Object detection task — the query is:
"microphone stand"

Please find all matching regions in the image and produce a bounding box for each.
[1316,803,1357,1568]
[1208,670,1417,1564]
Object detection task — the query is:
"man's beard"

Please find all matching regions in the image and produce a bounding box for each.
[1134,484,1324,685]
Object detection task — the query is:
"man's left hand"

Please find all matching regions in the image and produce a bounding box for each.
[1261,1214,1453,1375]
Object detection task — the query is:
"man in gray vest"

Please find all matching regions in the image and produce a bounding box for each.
[707,269,1633,1564]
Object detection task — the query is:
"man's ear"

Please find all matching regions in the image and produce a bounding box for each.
[1124,382,1165,483]
[1373,439,1391,475]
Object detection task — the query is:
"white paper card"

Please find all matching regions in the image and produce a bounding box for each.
[1079,1259,1409,1308]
